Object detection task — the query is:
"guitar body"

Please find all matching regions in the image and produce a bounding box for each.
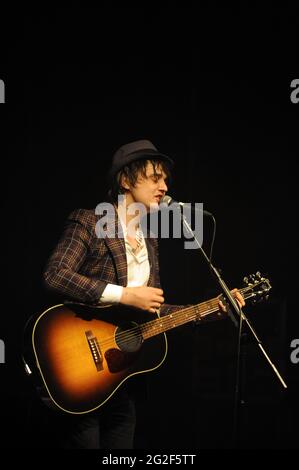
[23,303,167,414]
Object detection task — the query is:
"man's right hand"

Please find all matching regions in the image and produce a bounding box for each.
[120,286,164,313]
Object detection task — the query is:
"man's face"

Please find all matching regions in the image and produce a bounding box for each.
[123,162,168,211]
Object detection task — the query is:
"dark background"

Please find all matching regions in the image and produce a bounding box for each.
[0,6,298,450]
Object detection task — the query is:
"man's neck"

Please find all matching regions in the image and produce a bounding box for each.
[117,194,140,231]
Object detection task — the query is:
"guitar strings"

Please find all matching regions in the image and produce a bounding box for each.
[97,297,220,349]
[97,285,255,350]
[97,287,251,349]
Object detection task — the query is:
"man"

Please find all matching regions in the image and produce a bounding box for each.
[43,139,244,448]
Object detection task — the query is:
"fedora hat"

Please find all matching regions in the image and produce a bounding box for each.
[108,139,174,179]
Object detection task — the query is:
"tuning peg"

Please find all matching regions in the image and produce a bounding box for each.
[255,271,262,280]
[243,276,249,285]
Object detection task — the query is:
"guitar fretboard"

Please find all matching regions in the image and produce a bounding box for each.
[140,286,255,339]
[141,297,220,339]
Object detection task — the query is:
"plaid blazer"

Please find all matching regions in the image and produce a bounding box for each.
[43,208,180,315]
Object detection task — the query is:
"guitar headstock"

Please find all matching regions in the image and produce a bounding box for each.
[242,272,272,304]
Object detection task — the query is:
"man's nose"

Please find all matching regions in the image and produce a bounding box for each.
[159,179,168,192]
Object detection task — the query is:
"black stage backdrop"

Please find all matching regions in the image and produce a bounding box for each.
[0,6,298,451]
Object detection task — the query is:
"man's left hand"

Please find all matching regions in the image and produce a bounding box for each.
[218,288,245,312]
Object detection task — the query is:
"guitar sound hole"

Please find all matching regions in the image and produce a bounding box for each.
[115,322,143,353]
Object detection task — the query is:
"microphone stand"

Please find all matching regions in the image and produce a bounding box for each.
[180,209,288,448]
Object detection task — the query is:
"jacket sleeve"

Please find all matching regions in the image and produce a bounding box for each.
[43,210,107,304]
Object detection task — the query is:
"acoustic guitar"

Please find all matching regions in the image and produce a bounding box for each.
[23,273,271,414]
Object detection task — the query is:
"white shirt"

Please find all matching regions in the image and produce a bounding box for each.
[99,217,150,304]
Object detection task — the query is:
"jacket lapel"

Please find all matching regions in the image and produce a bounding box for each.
[145,237,156,287]
[103,207,128,287]
[100,206,156,288]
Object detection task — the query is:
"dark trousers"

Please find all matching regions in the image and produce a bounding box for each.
[60,389,136,449]
[28,387,136,449]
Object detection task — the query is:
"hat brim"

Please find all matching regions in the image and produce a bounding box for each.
[109,149,174,179]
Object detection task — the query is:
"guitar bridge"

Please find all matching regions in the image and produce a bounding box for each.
[85,330,103,371]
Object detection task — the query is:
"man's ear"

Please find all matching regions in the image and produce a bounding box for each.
[120,174,130,191]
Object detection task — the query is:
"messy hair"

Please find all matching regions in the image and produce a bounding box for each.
[108,159,172,203]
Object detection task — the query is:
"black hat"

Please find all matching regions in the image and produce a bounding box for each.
[108,139,174,179]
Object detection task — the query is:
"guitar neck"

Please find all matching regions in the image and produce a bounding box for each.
[141,286,254,340]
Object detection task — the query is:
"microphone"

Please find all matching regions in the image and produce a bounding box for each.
[161,195,213,217]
